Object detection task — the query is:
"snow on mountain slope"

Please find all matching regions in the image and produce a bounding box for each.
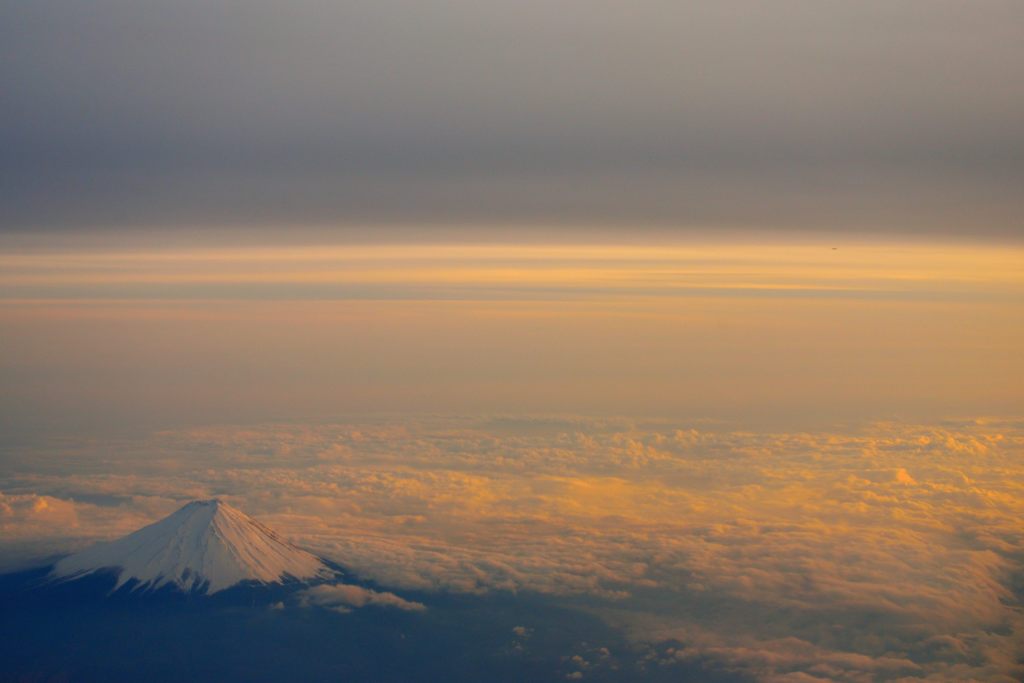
[52,499,333,594]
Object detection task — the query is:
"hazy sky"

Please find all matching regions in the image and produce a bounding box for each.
[4,1,1020,441]
[3,0,1023,237]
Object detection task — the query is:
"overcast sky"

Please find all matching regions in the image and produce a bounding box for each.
[3,0,1023,238]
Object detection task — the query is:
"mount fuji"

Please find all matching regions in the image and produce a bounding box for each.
[51,499,334,594]
[0,501,727,682]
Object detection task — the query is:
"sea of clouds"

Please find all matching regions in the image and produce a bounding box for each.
[1,415,1021,682]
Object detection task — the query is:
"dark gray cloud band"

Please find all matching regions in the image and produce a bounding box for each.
[3,0,1023,236]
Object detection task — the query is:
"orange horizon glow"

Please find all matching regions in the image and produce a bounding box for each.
[1,237,1021,430]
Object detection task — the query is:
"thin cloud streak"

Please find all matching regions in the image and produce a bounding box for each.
[1,242,1021,301]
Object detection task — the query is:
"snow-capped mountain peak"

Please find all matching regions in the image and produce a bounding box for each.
[52,499,332,594]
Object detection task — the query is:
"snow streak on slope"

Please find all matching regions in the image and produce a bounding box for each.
[52,500,332,593]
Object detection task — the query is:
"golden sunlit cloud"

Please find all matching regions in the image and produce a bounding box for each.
[3,416,1022,680]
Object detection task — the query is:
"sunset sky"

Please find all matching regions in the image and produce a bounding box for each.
[2,2,1023,681]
